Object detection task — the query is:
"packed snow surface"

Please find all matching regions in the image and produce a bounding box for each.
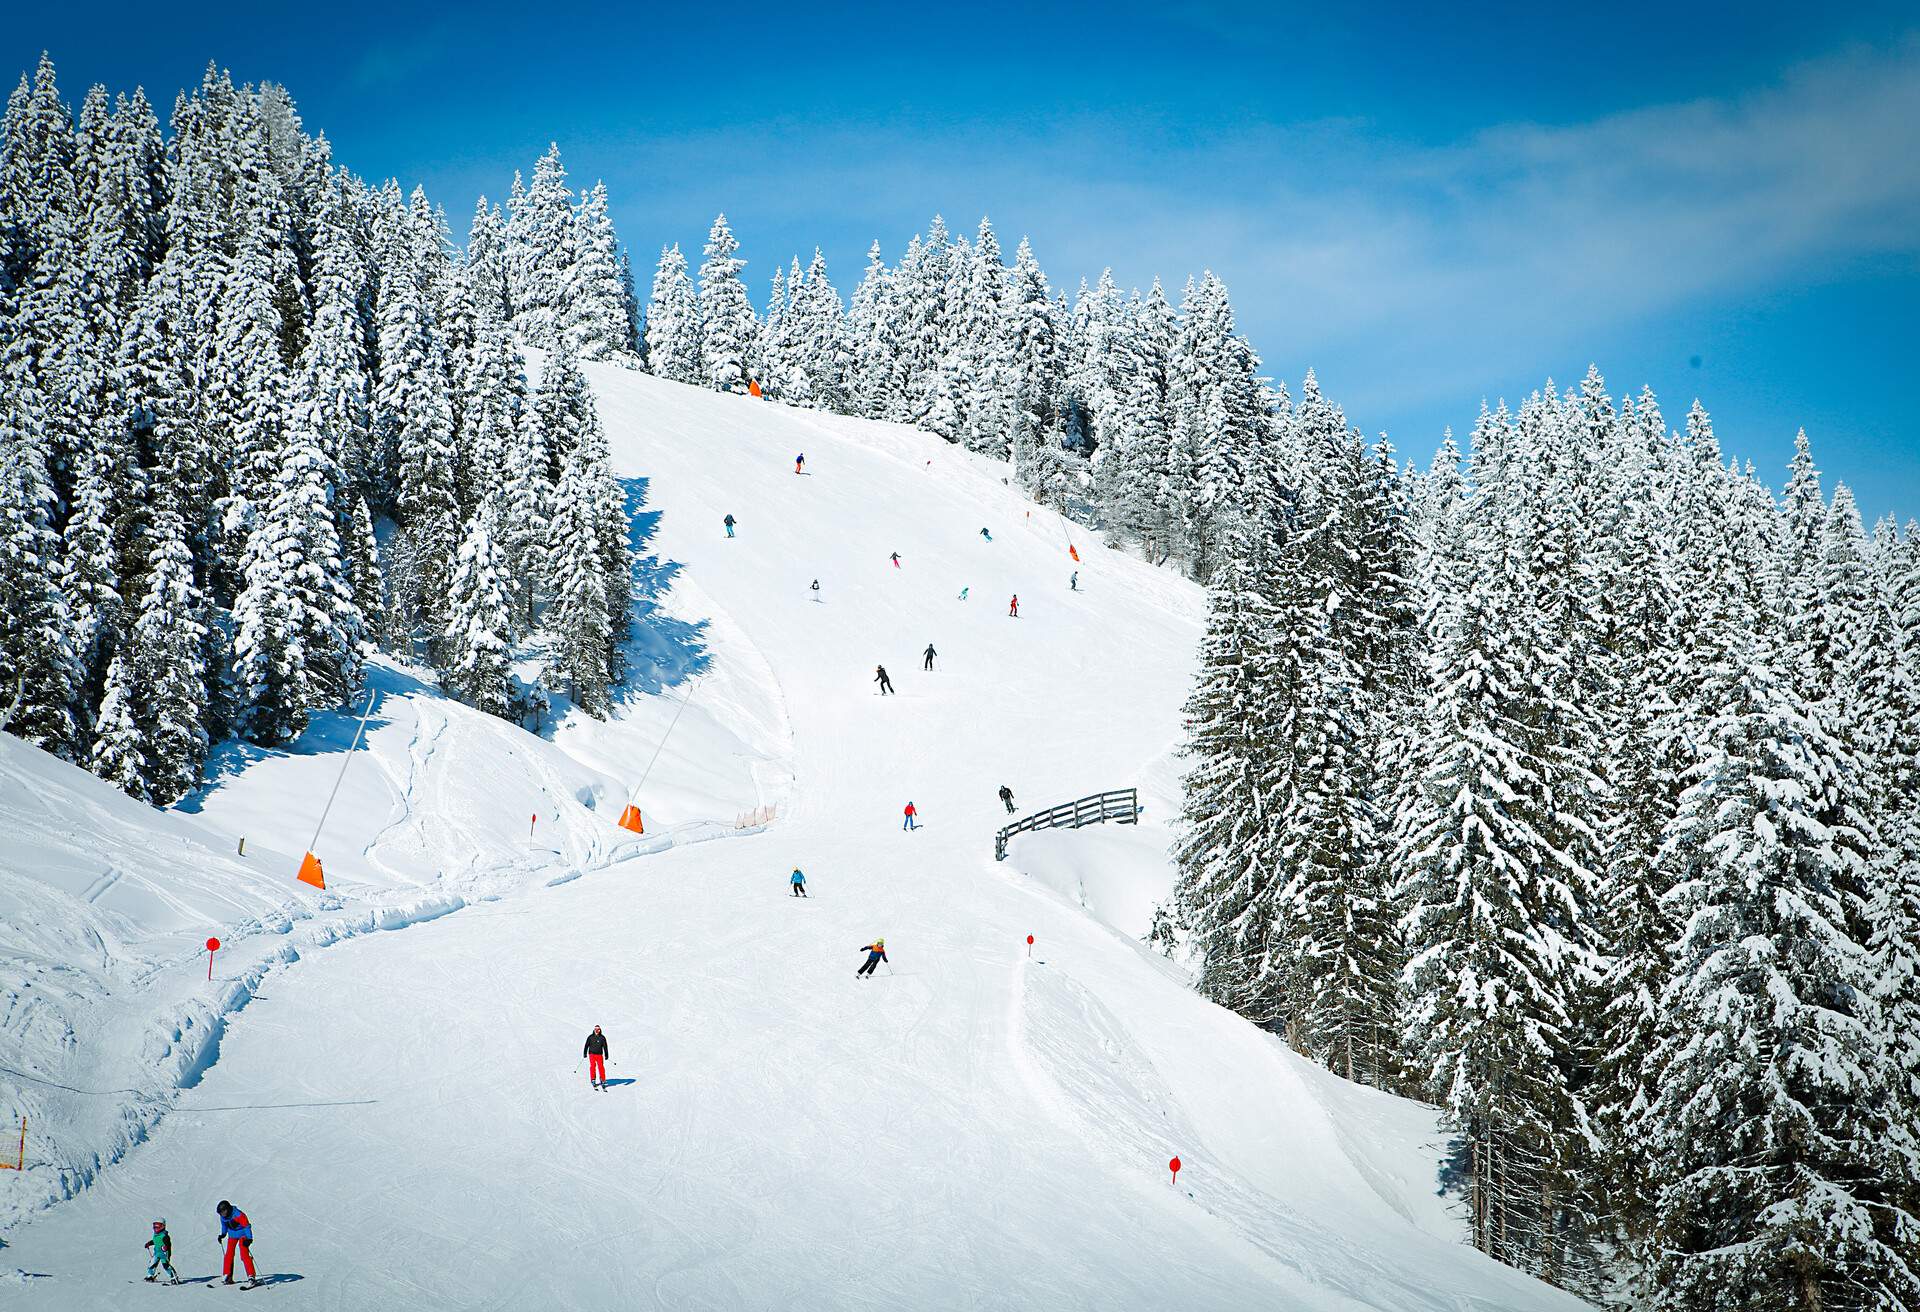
[3,367,1586,1309]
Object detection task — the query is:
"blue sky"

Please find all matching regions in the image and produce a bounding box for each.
[11,2,1920,521]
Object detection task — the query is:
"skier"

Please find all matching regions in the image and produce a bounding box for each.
[902,801,918,831]
[1070,571,1079,591]
[958,587,969,601]
[856,938,888,978]
[583,1025,610,1091]
[890,551,901,568]
[810,578,822,602]
[923,643,936,671]
[979,527,992,542]
[1009,594,1019,618]
[875,665,894,695]
[724,513,736,538]
[795,452,806,474]
[214,1201,256,1287]
[791,868,808,897]
[999,784,1016,815]
[144,1219,178,1284]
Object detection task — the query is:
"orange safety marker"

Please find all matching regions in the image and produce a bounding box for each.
[747,378,763,397]
[617,805,645,834]
[297,852,326,889]
[296,688,376,891]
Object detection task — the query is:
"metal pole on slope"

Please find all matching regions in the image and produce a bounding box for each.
[298,687,378,889]
[618,679,700,833]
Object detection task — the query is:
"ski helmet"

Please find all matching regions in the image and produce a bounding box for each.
[216,1201,232,1217]
[153,1219,166,1232]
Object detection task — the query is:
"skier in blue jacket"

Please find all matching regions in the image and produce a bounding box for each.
[790,868,808,898]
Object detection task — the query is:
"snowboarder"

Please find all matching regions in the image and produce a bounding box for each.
[1070,571,1079,591]
[875,665,894,695]
[856,939,888,978]
[999,784,1016,814]
[890,551,901,568]
[144,1219,178,1284]
[923,643,936,671]
[902,801,918,831]
[979,527,992,542]
[583,1025,610,1090]
[810,578,822,601]
[215,1201,256,1286]
[958,587,969,601]
[791,868,808,897]
[1009,594,1019,618]
[795,453,806,474]
[724,514,736,538]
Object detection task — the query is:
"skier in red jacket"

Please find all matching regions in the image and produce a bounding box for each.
[1009,594,1019,617]
[902,802,918,831]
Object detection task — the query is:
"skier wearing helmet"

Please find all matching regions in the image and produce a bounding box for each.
[215,1200,256,1286]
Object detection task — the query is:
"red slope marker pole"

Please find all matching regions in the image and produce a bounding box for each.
[1169,1155,1181,1186]
[1026,934,1034,958]
[205,936,220,981]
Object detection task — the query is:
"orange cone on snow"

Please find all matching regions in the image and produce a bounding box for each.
[297,851,326,889]
[617,805,645,834]
[747,379,762,398]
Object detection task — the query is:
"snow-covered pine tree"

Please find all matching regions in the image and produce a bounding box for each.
[790,248,850,412]
[562,180,627,360]
[1641,619,1920,1310]
[442,502,513,717]
[847,240,895,420]
[697,213,755,392]
[541,448,611,717]
[0,322,81,756]
[505,143,574,349]
[755,261,789,400]
[643,243,701,384]
[1007,236,1066,500]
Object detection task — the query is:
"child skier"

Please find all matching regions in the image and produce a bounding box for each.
[856,939,888,978]
[1009,594,1019,617]
[923,643,936,671]
[875,665,894,695]
[791,868,808,897]
[583,1025,610,1090]
[724,514,736,538]
[215,1200,256,1286]
[902,801,918,831]
[795,453,806,474]
[890,551,901,568]
[144,1219,178,1283]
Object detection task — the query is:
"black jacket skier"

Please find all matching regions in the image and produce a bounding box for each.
[999,785,1015,814]
[875,665,894,695]
[923,643,936,670]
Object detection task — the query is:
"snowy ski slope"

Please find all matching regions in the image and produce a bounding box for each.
[3,367,1587,1310]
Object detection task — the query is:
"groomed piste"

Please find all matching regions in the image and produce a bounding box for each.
[2,364,1587,1310]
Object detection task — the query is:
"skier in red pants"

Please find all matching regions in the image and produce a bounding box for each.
[215,1201,256,1286]
[1009,594,1019,617]
[583,1026,610,1090]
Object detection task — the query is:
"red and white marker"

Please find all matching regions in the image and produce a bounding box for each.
[1169,1155,1181,1185]
[205,936,221,981]
[1026,934,1034,957]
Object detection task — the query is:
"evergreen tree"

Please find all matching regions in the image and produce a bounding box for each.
[697,213,755,392]
[442,502,513,716]
[643,243,701,383]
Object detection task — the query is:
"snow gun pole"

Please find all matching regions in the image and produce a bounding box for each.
[619,680,700,833]
[299,688,377,888]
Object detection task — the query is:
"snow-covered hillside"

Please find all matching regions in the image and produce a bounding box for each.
[3,369,1584,1310]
